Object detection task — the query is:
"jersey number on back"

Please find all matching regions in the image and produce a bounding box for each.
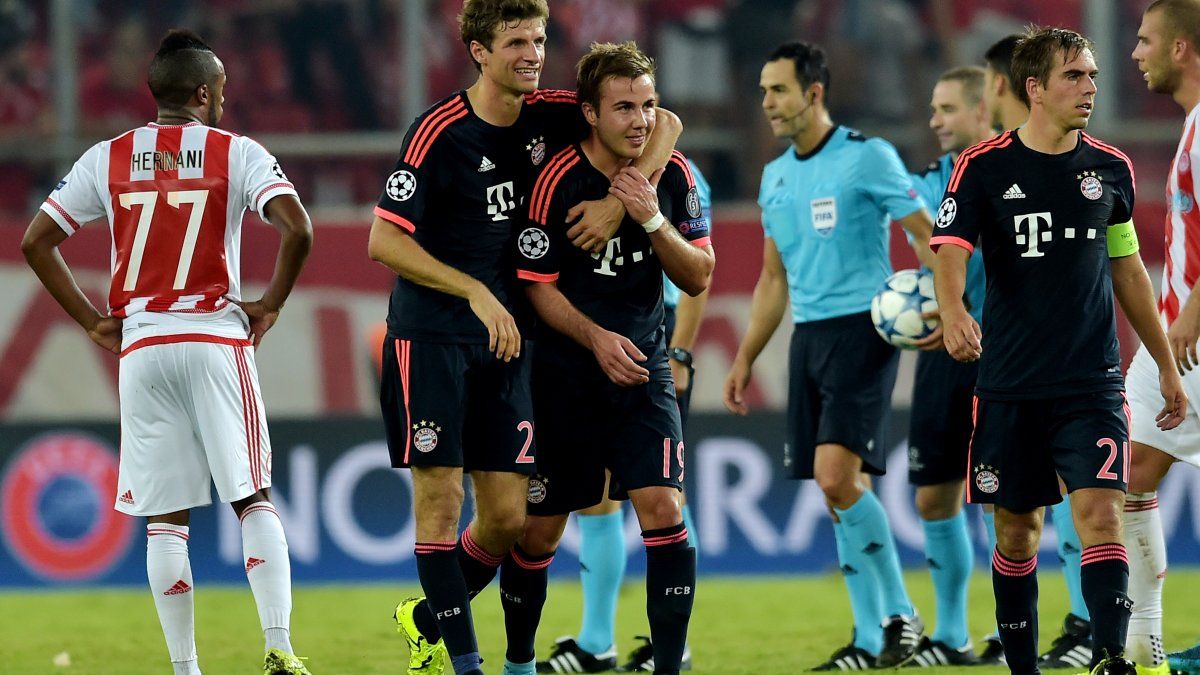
[118,190,209,291]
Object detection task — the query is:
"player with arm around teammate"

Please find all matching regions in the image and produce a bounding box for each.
[513,42,713,675]
[934,26,1186,675]
[21,30,313,675]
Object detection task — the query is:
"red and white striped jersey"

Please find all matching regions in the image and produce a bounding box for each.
[1161,103,1200,326]
[40,122,296,343]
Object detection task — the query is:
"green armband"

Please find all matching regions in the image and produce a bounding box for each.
[1107,220,1139,258]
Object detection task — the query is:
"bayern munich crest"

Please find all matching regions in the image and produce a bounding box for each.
[386,170,417,202]
[527,477,547,504]
[936,197,956,228]
[518,227,550,259]
[974,465,1000,494]
[526,136,546,166]
[412,421,441,453]
[1078,171,1103,201]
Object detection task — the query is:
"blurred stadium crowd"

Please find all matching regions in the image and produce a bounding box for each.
[0,0,1186,220]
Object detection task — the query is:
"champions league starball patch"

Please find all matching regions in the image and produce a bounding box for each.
[518,227,550,259]
[386,170,417,201]
[936,197,957,228]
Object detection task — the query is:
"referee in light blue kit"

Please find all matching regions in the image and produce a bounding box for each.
[722,41,939,671]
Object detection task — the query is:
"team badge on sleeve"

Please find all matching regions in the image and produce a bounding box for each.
[271,162,286,179]
[1078,171,1103,201]
[935,197,957,228]
[518,227,550,259]
[386,170,417,202]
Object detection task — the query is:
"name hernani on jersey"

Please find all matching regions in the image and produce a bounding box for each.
[131,149,204,173]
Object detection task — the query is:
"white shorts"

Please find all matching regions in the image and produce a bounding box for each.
[116,336,273,516]
[1127,344,1200,467]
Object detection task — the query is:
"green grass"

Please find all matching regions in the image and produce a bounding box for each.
[2,570,1198,674]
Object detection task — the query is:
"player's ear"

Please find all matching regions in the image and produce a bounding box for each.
[470,40,489,69]
[1025,76,1040,105]
[807,82,824,105]
[194,82,209,107]
[582,102,598,126]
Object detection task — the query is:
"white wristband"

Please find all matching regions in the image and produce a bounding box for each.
[640,212,666,234]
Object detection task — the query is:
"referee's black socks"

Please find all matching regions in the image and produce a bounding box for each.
[1081,543,1133,668]
[992,549,1040,675]
[643,522,695,675]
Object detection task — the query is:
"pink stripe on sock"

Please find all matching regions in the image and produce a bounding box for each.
[992,550,1037,576]
[460,528,505,567]
[643,529,689,547]
[511,548,554,570]
[1081,544,1128,565]
[415,541,457,555]
[147,529,189,540]
[238,502,278,523]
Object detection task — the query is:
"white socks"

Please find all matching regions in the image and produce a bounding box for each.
[240,502,294,653]
[146,523,200,674]
[1124,492,1167,666]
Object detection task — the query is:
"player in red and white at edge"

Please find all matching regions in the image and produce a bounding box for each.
[20,29,313,675]
[1128,2,1200,672]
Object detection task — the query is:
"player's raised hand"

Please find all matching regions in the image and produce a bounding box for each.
[235,300,280,348]
[1157,369,1188,430]
[942,309,981,362]
[1167,303,1200,374]
[608,167,664,224]
[913,310,945,351]
[566,195,624,254]
[588,328,650,386]
[87,315,123,355]
[723,359,752,415]
[467,285,520,361]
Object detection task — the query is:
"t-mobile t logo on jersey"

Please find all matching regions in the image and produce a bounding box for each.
[1013,212,1053,258]
[486,181,516,221]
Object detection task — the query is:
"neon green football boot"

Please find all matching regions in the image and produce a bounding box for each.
[395,597,447,674]
[263,647,311,675]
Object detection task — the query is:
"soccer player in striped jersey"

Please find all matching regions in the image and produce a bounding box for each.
[21,30,313,675]
[1129,3,1200,672]
[933,26,1185,675]
[367,3,680,675]
[903,66,994,668]
[514,42,713,675]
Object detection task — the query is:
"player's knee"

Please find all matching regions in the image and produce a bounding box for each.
[519,516,567,556]
[995,516,1041,559]
[814,470,858,509]
[1071,497,1122,542]
[476,508,526,548]
[634,490,683,531]
[914,485,962,521]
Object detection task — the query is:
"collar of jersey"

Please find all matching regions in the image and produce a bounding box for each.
[792,126,839,161]
[148,121,202,128]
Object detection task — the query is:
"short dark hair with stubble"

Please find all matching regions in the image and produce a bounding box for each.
[1011,27,1095,107]
[766,42,831,93]
[458,0,549,73]
[147,29,221,108]
[984,34,1022,95]
[1147,0,1200,49]
[576,41,656,112]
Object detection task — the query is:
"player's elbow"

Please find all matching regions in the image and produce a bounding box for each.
[653,108,682,140]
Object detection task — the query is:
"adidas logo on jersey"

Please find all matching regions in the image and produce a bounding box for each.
[478,156,495,172]
[245,557,266,572]
[119,490,134,504]
[1003,184,1026,199]
[164,580,192,596]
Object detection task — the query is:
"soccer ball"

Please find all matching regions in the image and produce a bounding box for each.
[870,269,939,349]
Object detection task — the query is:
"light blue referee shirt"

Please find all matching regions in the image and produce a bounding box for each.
[910,153,985,323]
[663,158,712,309]
[758,126,924,323]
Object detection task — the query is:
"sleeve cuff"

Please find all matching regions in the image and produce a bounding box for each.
[689,236,712,248]
[373,206,416,233]
[517,270,559,283]
[929,235,974,254]
[254,183,298,219]
[41,199,81,235]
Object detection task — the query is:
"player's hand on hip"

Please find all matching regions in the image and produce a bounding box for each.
[1166,306,1200,374]
[669,357,691,395]
[1157,369,1188,431]
[566,195,624,254]
[942,310,981,362]
[234,300,280,348]
[608,167,663,225]
[87,316,123,355]
[589,329,649,387]
[722,359,751,416]
[467,286,520,361]
[913,310,945,351]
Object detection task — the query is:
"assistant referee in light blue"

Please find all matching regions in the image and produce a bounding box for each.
[723,41,939,670]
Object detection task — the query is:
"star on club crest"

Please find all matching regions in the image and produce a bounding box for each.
[411,420,442,453]
[526,136,546,166]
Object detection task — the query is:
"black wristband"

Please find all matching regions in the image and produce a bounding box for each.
[668,347,693,366]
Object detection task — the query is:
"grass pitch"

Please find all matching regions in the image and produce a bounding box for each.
[3,570,1198,674]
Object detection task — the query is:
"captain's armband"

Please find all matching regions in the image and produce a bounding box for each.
[1107,220,1139,258]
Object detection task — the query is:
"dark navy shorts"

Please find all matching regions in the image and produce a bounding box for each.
[967,391,1130,512]
[380,336,536,474]
[527,330,684,516]
[908,349,979,486]
[785,311,899,479]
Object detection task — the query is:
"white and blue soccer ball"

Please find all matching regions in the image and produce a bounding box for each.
[871,269,939,349]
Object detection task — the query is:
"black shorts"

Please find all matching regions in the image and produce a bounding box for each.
[908,350,979,486]
[527,332,684,516]
[380,336,536,473]
[663,305,696,430]
[967,391,1130,512]
[785,312,898,479]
